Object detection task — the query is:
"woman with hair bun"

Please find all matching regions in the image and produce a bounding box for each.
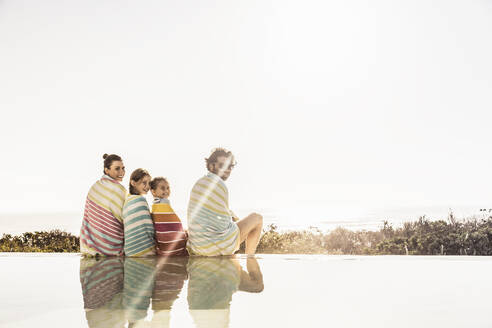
[80,154,126,256]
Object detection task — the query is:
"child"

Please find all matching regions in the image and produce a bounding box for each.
[150,177,188,256]
[122,168,156,257]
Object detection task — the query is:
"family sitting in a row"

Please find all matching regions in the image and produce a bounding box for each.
[80,148,263,257]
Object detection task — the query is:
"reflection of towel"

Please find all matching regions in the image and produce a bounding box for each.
[151,257,188,328]
[123,258,156,323]
[151,310,171,328]
[152,257,188,310]
[189,309,231,328]
[85,297,126,328]
[187,257,240,328]
[151,199,188,256]
[80,257,125,328]
[80,258,124,309]
[123,195,156,257]
[80,175,126,256]
[187,257,240,309]
[187,172,240,256]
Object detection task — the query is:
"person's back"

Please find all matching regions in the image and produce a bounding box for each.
[123,169,156,257]
[187,172,240,256]
[151,199,188,256]
[80,154,126,257]
[187,148,263,256]
[123,194,156,257]
[150,177,188,256]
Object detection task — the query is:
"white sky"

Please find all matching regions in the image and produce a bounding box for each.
[1,0,492,226]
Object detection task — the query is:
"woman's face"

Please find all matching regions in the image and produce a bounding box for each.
[131,175,151,195]
[105,160,125,181]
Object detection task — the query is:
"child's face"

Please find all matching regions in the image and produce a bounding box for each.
[151,180,170,199]
[131,175,151,195]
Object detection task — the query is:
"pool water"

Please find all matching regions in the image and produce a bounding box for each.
[0,254,491,328]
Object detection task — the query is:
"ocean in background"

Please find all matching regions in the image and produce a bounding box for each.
[0,204,487,236]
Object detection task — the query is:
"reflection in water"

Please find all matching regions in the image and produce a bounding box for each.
[188,257,264,328]
[152,257,189,328]
[123,258,156,326]
[80,257,125,328]
[80,256,263,328]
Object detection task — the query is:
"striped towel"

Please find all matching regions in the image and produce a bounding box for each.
[187,257,240,309]
[80,257,124,310]
[123,195,156,257]
[187,172,240,256]
[152,256,189,311]
[151,198,188,256]
[80,175,126,256]
[187,257,241,328]
[80,257,126,328]
[151,257,188,327]
[84,297,125,328]
[123,257,156,323]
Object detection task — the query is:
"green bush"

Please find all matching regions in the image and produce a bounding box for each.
[4,216,492,255]
[0,230,79,252]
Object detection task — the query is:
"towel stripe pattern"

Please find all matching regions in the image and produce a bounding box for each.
[80,257,124,310]
[187,257,240,309]
[123,258,156,323]
[187,172,240,256]
[151,199,188,256]
[80,257,126,328]
[152,257,188,310]
[123,195,156,257]
[80,175,126,256]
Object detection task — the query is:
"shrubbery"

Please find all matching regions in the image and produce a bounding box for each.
[4,215,492,255]
[0,230,79,252]
[253,215,492,255]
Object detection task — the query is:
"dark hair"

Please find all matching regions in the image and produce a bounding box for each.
[150,177,169,190]
[205,147,236,171]
[129,168,151,195]
[103,153,122,175]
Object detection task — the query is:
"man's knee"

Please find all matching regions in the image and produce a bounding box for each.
[252,212,263,226]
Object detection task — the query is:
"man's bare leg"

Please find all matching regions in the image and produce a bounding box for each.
[238,257,264,292]
[237,213,263,255]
